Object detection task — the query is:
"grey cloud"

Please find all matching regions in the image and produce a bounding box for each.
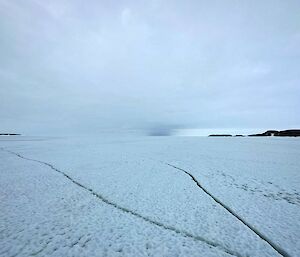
[0,0,299,135]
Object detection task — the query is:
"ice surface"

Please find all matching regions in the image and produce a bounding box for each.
[1,136,299,257]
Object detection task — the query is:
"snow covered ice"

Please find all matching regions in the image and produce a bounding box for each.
[0,136,300,257]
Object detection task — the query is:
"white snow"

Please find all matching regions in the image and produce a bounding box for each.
[1,135,299,257]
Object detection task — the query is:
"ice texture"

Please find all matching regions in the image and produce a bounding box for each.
[1,136,299,257]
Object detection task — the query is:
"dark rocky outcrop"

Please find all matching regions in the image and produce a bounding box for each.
[277,130,300,137]
[249,129,300,137]
[249,130,278,137]
[0,133,21,136]
[235,135,245,137]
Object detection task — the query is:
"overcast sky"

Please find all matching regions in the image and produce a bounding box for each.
[1,0,299,135]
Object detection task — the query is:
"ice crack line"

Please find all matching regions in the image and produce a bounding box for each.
[1,148,242,257]
[166,163,291,257]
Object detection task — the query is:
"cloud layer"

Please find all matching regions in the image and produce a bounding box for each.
[1,0,299,135]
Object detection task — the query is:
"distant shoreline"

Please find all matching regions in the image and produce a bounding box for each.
[0,133,21,136]
[209,129,300,137]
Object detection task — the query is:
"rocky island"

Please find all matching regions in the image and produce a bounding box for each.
[208,130,300,137]
[249,130,300,137]
[0,133,21,136]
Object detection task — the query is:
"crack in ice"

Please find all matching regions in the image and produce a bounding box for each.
[1,148,243,257]
[166,163,292,257]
